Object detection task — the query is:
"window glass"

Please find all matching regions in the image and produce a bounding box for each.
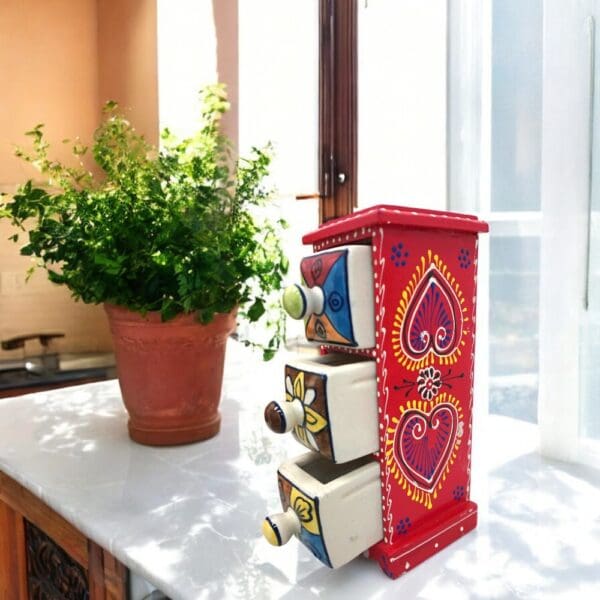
[357,0,447,210]
[486,0,543,425]
[489,235,540,375]
[489,235,540,423]
[239,0,319,347]
[491,0,542,212]
[580,195,600,440]
[239,0,318,197]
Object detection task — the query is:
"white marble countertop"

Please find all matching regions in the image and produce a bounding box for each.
[0,341,599,600]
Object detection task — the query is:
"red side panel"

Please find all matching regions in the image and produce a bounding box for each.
[310,206,486,579]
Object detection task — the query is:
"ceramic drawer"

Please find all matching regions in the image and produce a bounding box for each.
[282,245,375,349]
[263,452,383,569]
[264,354,378,463]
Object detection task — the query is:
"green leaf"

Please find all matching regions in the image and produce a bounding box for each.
[103,100,118,113]
[47,270,65,285]
[25,266,36,281]
[246,298,266,322]
[262,348,276,361]
[93,254,123,275]
[160,299,181,322]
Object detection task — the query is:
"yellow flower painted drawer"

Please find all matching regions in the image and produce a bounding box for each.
[264,354,378,463]
[262,452,383,568]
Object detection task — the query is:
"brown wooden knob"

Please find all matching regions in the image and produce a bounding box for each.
[264,400,304,434]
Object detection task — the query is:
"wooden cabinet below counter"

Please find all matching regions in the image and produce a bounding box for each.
[0,471,127,599]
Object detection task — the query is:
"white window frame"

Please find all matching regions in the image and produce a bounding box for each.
[540,0,600,467]
[449,0,600,468]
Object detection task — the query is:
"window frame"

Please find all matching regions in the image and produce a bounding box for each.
[318,0,357,222]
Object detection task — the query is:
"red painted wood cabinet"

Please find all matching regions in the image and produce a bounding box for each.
[263,205,488,578]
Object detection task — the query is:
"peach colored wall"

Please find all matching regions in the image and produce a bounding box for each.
[0,0,99,185]
[0,0,159,359]
[213,0,238,149]
[97,0,158,143]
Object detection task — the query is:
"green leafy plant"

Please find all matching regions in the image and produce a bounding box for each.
[0,84,288,360]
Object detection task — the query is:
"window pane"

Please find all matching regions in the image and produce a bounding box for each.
[580,213,600,440]
[357,0,447,210]
[489,234,540,422]
[239,0,318,197]
[239,1,319,346]
[580,15,600,441]
[491,0,542,212]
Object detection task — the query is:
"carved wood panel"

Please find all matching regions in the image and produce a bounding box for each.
[24,519,88,599]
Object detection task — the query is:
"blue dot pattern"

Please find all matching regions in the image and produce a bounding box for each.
[458,249,471,269]
[395,516,412,535]
[453,485,465,500]
[391,243,409,267]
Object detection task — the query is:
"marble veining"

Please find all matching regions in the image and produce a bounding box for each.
[0,342,599,599]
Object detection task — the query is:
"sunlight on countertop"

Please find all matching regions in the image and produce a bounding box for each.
[0,340,598,599]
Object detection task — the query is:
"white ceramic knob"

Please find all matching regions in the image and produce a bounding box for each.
[264,399,305,434]
[282,284,324,319]
[262,507,301,546]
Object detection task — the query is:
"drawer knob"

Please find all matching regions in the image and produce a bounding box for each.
[282,284,324,319]
[262,508,300,546]
[264,400,305,434]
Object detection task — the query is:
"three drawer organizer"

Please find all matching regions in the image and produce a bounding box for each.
[262,204,488,578]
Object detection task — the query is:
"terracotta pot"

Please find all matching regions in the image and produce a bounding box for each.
[104,304,237,446]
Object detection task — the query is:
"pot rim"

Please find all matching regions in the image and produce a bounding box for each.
[103,302,238,326]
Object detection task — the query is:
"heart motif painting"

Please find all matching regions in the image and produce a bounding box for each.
[389,393,464,506]
[393,250,468,372]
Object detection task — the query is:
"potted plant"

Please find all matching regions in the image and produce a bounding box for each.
[0,85,288,446]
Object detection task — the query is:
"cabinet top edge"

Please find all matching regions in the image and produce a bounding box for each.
[303,205,489,245]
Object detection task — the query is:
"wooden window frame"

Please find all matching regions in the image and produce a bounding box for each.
[318,0,357,222]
